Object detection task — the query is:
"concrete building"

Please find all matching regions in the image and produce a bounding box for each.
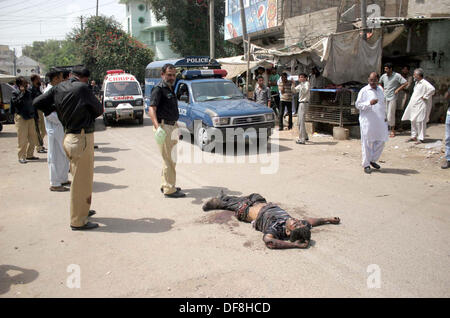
[0,45,15,75]
[119,0,180,61]
[15,55,41,77]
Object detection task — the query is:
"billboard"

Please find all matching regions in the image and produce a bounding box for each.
[224,0,278,40]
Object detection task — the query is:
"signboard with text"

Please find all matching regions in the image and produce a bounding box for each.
[224,0,278,40]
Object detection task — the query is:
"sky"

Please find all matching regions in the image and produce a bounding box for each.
[0,0,127,56]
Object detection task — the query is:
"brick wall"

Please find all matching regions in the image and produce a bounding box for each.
[284,7,339,47]
[407,0,450,17]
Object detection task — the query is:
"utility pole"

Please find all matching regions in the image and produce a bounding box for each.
[361,0,367,40]
[13,48,16,76]
[239,0,249,95]
[209,0,215,59]
[80,16,84,32]
[96,0,99,16]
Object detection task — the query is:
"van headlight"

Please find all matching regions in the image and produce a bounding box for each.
[135,99,143,106]
[265,113,274,121]
[212,117,230,126]
[105,101,114,108]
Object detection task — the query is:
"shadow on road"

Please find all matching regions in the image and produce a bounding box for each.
[0,132,17,138]
[182,186,242,205]
[0,265,39,295]
[94,165,125,174]
[92,217,174,234]
[375,168,419,176]
[307,141,338,146]
[95,147,130,154]
[93,181,128,193]
[94,155,117,162]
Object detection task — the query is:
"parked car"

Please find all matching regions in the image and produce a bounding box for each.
[175,69,275,150]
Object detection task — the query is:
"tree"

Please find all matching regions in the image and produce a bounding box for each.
[147,0,242,58]
[70,16,154,83]
[22,40,81,72]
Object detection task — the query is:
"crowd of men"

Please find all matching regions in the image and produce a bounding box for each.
[6,61,450,241]
[248,63,449,171]
[10,66,103,230]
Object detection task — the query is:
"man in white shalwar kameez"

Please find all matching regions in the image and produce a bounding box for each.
[355,72,389,174]
[402,68,435,144]
[44,69,70,192]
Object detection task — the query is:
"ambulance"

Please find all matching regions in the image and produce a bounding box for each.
[101,69,144,125]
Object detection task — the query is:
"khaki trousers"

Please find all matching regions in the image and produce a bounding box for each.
[154,123,178,195]
[35,110,47,151]
[14,114,38,159]
[63,130,94,227]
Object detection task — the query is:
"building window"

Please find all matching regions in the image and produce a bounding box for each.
[156,30,165,42]
[17,69,21,73]
[150,31,154,44]
[138,3,145,11]
[138,17,145,24]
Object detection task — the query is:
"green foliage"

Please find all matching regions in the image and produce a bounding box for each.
[147,0,242,58]
[22,40,80,72]
[70,15,155,83]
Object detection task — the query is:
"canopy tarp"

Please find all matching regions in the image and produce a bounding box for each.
[216,55,274,79]
[323,29,382,84]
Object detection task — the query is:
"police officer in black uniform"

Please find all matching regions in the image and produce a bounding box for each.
[148,63,185,198]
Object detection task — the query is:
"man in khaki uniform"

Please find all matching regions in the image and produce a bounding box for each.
[148,63,185,198]
[33,66,103,230]
[30,74,47,154]
[11,76,39,163]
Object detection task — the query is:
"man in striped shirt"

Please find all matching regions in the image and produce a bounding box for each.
[277,73,294,130]
[252,76,271,107]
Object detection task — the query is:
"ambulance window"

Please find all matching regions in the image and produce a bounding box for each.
[106,82,140,96]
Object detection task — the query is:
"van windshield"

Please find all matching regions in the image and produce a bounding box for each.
[106,82,140,96]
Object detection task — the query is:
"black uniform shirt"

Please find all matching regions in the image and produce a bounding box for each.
[32,78,103,134]
[11,88,35,120]
[150,80,179,122]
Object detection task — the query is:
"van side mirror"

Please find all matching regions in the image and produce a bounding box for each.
[180,95,189,103]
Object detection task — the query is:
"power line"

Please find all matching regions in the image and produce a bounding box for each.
[0,0,61,15]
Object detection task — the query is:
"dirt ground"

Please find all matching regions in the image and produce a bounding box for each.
[0,116,449,298]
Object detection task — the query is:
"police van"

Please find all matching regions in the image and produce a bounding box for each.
[101,69,144,125]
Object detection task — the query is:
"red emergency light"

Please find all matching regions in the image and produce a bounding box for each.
[107,69,125,75]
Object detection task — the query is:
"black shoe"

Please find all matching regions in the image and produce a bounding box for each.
[160,187,181,193]
[88,210,96,217]
[364,166,372,174]
[61,181,71,186]
[441,161,450,169]
[18,159,27,164]
[296,140,305,144]
[164,189,186,198]
[370,162,381,170]
[71,222,99,231]
[26,156,39,160]
[37,149,47,153]
[49,186,70,192]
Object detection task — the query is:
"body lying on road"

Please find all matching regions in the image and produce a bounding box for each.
[202,191,340,249]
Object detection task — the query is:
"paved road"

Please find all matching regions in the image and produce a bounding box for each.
[1,117,449,297]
